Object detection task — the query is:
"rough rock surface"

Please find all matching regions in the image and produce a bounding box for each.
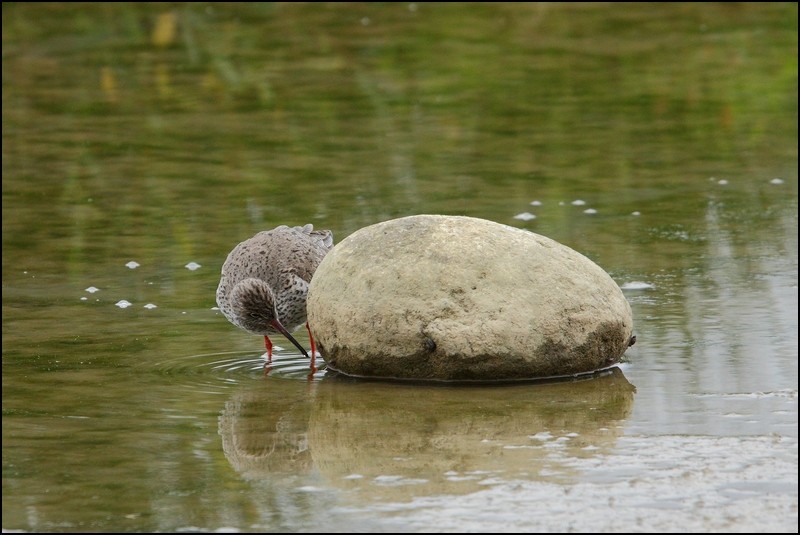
[307,215,634,381]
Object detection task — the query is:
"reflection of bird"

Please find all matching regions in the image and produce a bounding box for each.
[216,224,334,370]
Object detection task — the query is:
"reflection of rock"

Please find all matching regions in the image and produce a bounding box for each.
[218,369,635,502]
[308,215,634,381]
[218,380,313,479]
[308,368,635,500]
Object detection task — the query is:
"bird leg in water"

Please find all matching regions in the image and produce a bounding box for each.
[305,322,317,371]
[264,335,273,361]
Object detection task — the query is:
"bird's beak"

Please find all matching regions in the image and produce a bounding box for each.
[269,319,310,359]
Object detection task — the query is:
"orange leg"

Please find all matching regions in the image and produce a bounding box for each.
[305,322,317,374]
[262,336,274,376]
[264,335,273,362]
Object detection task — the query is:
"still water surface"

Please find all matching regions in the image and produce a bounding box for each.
[3,3,797,532]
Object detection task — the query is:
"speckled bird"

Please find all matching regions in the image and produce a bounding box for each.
[216,224,334,368]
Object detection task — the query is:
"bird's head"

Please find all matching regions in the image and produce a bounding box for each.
[230,278,310,358]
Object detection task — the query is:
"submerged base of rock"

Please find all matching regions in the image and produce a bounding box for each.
[307,215,634,381]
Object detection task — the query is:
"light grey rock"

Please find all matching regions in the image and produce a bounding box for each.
[307,215,634,381]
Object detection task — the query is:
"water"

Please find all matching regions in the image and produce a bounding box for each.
[2,3,797,532]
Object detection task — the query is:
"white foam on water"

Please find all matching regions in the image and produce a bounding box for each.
[620,281,655,290]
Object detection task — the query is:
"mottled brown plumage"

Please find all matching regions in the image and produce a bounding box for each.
[216,224,333,365]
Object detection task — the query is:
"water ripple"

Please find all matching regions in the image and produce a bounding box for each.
[147,350,327,392]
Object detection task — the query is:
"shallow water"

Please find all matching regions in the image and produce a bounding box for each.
[2,3,798,532]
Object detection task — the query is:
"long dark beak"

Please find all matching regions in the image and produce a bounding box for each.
[269,319,310,359]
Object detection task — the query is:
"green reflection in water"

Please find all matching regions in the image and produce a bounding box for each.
[2,2,797,532]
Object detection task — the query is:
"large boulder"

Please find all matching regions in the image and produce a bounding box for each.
[307,215,634,381]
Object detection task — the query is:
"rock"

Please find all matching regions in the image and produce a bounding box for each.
[306,215,634,381]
